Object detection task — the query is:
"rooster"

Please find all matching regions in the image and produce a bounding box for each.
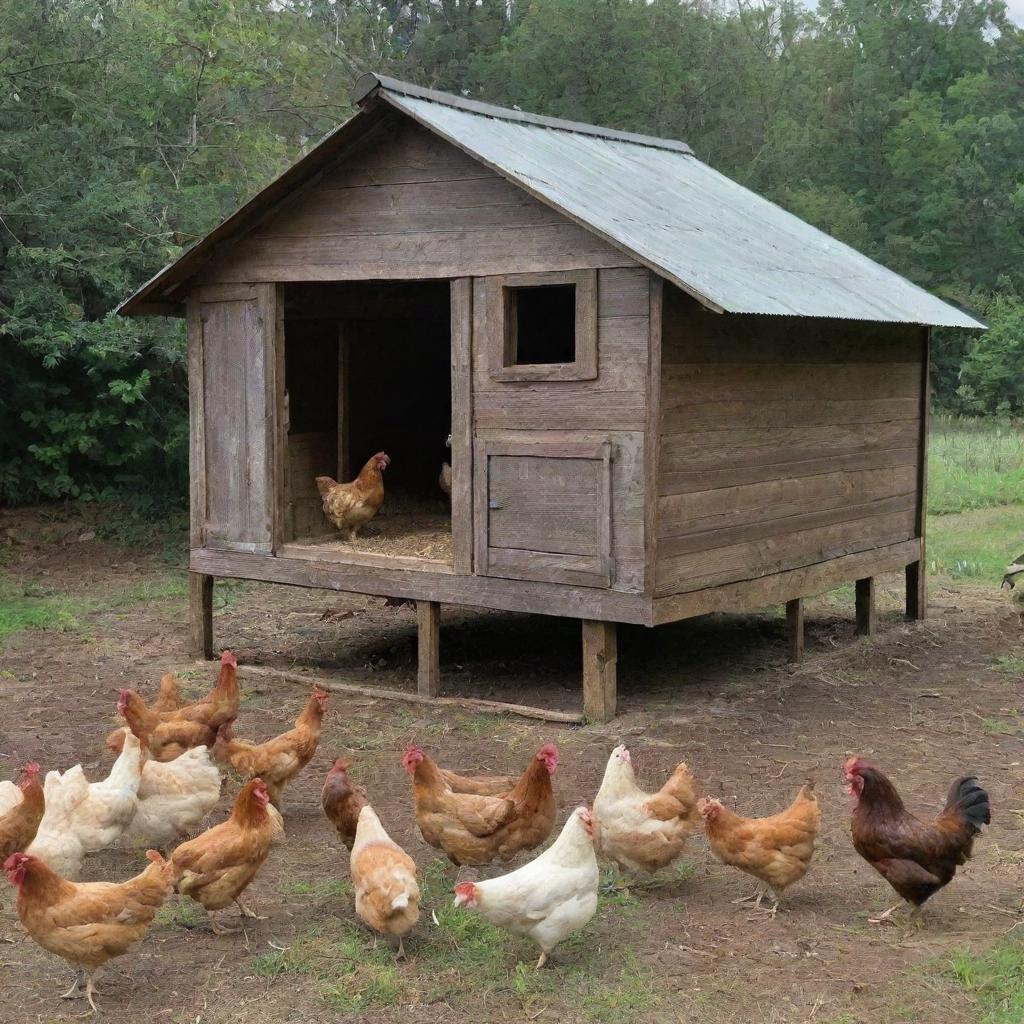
[322,757,368,850]
[316,452,390,541]
[0,762,45,859]
[350,805,420,957]
[453,806,599,968]
[844,757,991,923]
[4,848,172,1013]
[213,686,328,807]
[404,744,558,866]
[592,745,699,874]
[170,778,283,934]
[698,784,821,916]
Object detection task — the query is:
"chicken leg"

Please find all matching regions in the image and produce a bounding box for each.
[536,951,548,969]
[396,936,407,960]
[84,971,101,1015]
[208,909,240,935]
[235,898,267,921]
[869,902,904,925]
[59,968,85,1000]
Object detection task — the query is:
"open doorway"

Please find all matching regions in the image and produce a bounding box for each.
[281,280,454,564]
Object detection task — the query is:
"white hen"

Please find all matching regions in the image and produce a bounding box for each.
[127,742,222,848]
[453,806,598,967]
[592,744,699,874]
[28,731,144,878]
[0,779,23,818]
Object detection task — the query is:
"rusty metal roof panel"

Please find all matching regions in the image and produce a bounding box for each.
[381,85,982,328]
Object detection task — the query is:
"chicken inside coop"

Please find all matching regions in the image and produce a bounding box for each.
[281,280,454,563]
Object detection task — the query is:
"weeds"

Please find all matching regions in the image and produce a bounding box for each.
[930,417,1024,515]
[0,575,84,644]
[948,939,1024,1023]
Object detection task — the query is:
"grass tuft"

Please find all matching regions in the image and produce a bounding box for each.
[948,939,1024,1023]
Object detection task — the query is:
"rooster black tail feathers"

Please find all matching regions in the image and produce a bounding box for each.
[945,775,991,834]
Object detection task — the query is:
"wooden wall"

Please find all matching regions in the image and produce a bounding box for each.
[472,267,651,594]
[655,285,923,597]
[204,114,637,284]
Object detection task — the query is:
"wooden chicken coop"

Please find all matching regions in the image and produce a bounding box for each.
[118,74,982,722]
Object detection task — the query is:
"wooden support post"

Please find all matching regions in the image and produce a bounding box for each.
[582,620,617,723]
[189,572,214,660]
[906,561,926,621]
[855,577,876,635]
[785,598,804,665]
[416,600,441,698]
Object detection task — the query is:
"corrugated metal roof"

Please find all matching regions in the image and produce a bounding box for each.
[377,82,981,328]
[119,74,983,328]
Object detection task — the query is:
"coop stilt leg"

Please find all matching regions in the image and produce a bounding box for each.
[416,600,441,698]
[786,598,804,664]
[582,620,617,723]
[189,572,214,660]
[856,577,876,636]
[905,561,926,620]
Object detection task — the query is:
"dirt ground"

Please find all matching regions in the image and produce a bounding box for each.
[1,504,1022,1024]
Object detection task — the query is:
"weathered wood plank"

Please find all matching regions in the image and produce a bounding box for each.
[659,466,918,531]
[416,600,441,698]
[906,561,926,620]
[644,273,662,598]
[241,664,583,724]
[598,268,651,318]
[662,396,921,434]
[652,538,922,624]
[657,493,916,560]
[450,278,474,575]
[786,598,804,664]
[655,508,917,595]
[186,297,206,549]
[474,390,646,431]
[661,362,921,403]
[189,572,214,660]
[909,328,930,621]
[192,547,652,623]
[582,620,617,723]
[855,576,876,636]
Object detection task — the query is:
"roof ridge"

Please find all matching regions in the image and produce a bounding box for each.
[352,72,694,155]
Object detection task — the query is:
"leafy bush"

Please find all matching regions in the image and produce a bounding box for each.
[957,296,1024,417]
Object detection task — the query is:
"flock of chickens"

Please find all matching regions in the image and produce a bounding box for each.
[0,650,994,1014]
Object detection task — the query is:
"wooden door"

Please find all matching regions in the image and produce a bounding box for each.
[186,284,280,553]
[474,439,613,588]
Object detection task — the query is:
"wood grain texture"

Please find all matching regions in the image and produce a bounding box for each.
[855,576,876,636]
[205,118,635,284]
[655,283,926,599]
[653,538,922,624]
[416,600,441,698]
[191,547,651,623]
[786,598,804,664]
[186,297,207,549]
[908,328,931,620]
[643,273,663,598]
[582,620,617,723]
[189,572,214,660]
[450,278,474,575]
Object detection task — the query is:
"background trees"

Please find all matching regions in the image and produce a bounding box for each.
[3,0,1022,505]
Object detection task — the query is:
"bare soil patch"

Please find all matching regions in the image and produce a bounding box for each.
[1,504,1022,1024]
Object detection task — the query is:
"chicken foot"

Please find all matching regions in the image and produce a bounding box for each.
[732,886,780,918]
[234,898,267,922]
[207,910,241,935]
[536,951,548,969]
[59,968,86,1000]
[83,971,102,1015]
[869,903,905,925]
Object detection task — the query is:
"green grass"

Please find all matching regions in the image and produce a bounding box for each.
[926,504,1022,583]
[0,576,84,645]
[155,898,206,928]
[929,416,1024,515]
[948,939,1024,1023]
[994,655,1024,675]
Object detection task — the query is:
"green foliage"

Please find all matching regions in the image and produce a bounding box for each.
[4,0,1024,508]
[949,940,1024,1023]
[927,504,1023,582]
[929,416,1024,514]
[0,575,84,645]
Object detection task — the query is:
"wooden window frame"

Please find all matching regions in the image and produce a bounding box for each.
[486,269,598,382]
[474,438,614,589]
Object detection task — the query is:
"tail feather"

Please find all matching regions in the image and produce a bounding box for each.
[943,776,991,834]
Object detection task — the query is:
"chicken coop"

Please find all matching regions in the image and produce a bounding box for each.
[119,74,982,722]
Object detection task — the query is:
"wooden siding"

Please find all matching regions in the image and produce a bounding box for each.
[655,287,924,597]
[472,266,651,594]
[190,286,278,552]
[205,115,636,284]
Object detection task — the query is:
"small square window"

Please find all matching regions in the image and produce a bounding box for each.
[508,284,576,365]
[487,269,597,382]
